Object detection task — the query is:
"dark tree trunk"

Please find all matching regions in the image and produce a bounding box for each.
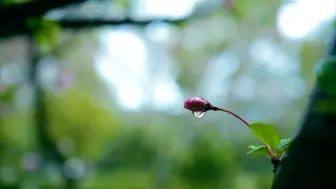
[29,38,77,189]
[272,31,336,189]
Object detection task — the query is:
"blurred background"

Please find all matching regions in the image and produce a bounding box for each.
[0,0,335,188]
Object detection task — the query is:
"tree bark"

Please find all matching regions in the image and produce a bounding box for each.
[29,37,77,189]
[272,31,336,189]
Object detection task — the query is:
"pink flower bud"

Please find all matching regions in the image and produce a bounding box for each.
[184,97,211,112]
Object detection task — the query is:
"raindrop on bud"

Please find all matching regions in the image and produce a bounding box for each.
[193,111,206,119]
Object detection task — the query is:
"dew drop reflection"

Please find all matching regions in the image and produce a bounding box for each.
[193,111,206,119]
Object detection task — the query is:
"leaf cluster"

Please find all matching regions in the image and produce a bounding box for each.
[247,123,291,160]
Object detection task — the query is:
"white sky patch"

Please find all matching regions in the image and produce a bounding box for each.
[95,28,183,112]
[198,51,240,104]
[152,77,183,112]
[232,76,256,101]
[249,38,298,76]
[95,29,148,111]
[134,0,196,19]
[277,0,336,39]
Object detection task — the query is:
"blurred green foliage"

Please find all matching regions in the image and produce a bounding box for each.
[316,56,336,95]
[0,0,31,6]
[46,89,119,160]
[26,18,61,54]
[0,0,334,189]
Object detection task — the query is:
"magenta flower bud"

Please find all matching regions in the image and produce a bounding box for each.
[184,97,211,112]
[184,97,250,124]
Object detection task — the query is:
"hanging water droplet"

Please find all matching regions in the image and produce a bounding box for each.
[193,111,206,119]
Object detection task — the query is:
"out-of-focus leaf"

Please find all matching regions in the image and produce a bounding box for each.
[113,0,130,8]
[171,20,188,29]
[179,135,236,187]
[0,0,31,6]
[316,56,336,95]
[46,89,119,160]
[82,170,155,189]
[315,99,336,114]
[249,122,281,150]
[300,41,325,81]
[0,85,15,102]
[26,17,61,53]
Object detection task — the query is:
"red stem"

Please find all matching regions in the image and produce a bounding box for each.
[212,106,277,158]
[212,107,250,127]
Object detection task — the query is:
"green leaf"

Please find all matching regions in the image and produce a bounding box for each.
[275,138,292,154]
[249,122,281,150]
[246,145,269,156]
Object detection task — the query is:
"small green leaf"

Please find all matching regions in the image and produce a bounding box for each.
[249,122,281,150]
[275,138,292,154]
[246,145,269,156]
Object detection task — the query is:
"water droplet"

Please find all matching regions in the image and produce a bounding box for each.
[193,111,206,119]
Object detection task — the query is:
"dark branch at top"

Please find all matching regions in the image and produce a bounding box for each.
[0,17,188,38]
[0,0,85,20]
[0,0,86,38]
[0,0,189,38]
[58,18,187,28]
[0,0,215,38]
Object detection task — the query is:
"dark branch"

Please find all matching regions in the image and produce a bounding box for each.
[0,17,188,38]
[0,0,86,38]
[58,18,186,28]
[0,0,85,20]
[28,37,78,189]
[0,0,189,38]
[0,0,217,38]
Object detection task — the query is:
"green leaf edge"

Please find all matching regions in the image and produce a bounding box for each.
[246,145,269,156]
[246,138,292,158]
[249,122,281,150]
[274,138,292,154]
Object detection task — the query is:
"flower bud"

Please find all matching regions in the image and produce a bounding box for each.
[184,97,211,112]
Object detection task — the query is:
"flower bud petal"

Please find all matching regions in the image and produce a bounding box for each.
[184,97,210,112]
